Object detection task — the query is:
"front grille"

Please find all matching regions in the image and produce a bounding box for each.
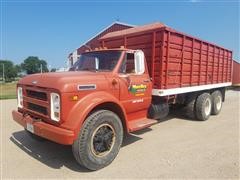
[27,102,48,115]
[23,86,50,118]
[26,90,47,101]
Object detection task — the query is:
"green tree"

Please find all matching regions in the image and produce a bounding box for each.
[21,56,48,74]
[0,60,18,82]
[15,64,22,74]
[50,68,57,72]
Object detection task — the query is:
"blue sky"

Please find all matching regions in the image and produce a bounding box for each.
[1,0,239,68]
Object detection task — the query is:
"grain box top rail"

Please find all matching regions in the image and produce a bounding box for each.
[100,22,232,52]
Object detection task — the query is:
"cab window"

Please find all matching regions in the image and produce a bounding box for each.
[119,53,135,74]
[69,51,121,72]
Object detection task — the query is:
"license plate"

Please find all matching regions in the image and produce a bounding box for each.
[26,123,34,133]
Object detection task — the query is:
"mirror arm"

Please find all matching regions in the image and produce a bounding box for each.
[128,79,132,90]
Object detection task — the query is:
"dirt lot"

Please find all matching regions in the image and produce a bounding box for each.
[1,90,239,179]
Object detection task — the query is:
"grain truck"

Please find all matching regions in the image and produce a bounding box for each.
[12,22,232,170]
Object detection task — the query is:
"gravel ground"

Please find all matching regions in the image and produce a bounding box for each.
[1,90,239,179]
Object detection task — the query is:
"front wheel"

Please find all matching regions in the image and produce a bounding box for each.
[72,110,123,171]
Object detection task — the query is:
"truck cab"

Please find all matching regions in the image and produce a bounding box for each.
[12,48,157,170]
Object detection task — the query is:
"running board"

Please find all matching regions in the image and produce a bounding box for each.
[128,118,158,132]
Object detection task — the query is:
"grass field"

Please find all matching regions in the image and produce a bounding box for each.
[0,82,17,99]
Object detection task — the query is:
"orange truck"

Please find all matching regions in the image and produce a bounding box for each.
[12,23,233,170]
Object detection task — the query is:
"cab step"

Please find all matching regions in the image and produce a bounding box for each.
[128,118,158,132]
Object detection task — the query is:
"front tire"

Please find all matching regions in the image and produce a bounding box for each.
[195,93,212,121]
[72,110,123,171]
[211,90,223,115]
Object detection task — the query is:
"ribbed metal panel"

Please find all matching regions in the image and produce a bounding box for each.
[232,60,240,85]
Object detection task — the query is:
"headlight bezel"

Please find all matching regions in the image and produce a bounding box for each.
[50,92,61,122]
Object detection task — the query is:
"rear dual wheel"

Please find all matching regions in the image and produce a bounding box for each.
[196,93,212,121]
[182,95,196,119]
[211,90,223,115]
[195,90,223,121]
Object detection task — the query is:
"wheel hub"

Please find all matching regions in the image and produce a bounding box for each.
[216,96,222,110]
[204,98,211,116]
[91,124,116,157]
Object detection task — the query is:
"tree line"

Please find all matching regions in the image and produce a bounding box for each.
[0,56,56,82]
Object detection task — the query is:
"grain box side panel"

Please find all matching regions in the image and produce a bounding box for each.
[101,26,232,91]
[160,29,232,89]
[232,60,240,85]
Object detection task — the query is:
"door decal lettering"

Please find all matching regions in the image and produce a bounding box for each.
[129,84,147,96]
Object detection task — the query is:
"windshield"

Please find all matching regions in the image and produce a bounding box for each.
[69,51,121,72]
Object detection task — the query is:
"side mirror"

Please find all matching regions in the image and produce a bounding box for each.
[134,50,145,75]
[95,57,99,70]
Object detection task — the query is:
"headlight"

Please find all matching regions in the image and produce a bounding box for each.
[17,87,23,108]
[50,93,60,122]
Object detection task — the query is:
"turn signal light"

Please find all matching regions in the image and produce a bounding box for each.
[70,95,79,101]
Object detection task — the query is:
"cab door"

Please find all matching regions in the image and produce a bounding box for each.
[118,51,152,115]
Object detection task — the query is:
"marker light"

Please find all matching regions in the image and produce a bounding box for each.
[70,95,79,101]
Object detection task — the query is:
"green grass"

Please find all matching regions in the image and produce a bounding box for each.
[0,82,17,99]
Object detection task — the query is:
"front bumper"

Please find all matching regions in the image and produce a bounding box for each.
[12,110,75,145]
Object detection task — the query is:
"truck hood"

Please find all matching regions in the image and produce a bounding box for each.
[18,71,108,93]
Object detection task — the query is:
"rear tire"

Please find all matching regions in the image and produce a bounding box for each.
[72,110,123,171]
[182,95,196,119]
[211,90,223,115]
[195,93,212,121]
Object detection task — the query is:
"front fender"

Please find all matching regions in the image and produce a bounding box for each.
[61,91,128,140]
